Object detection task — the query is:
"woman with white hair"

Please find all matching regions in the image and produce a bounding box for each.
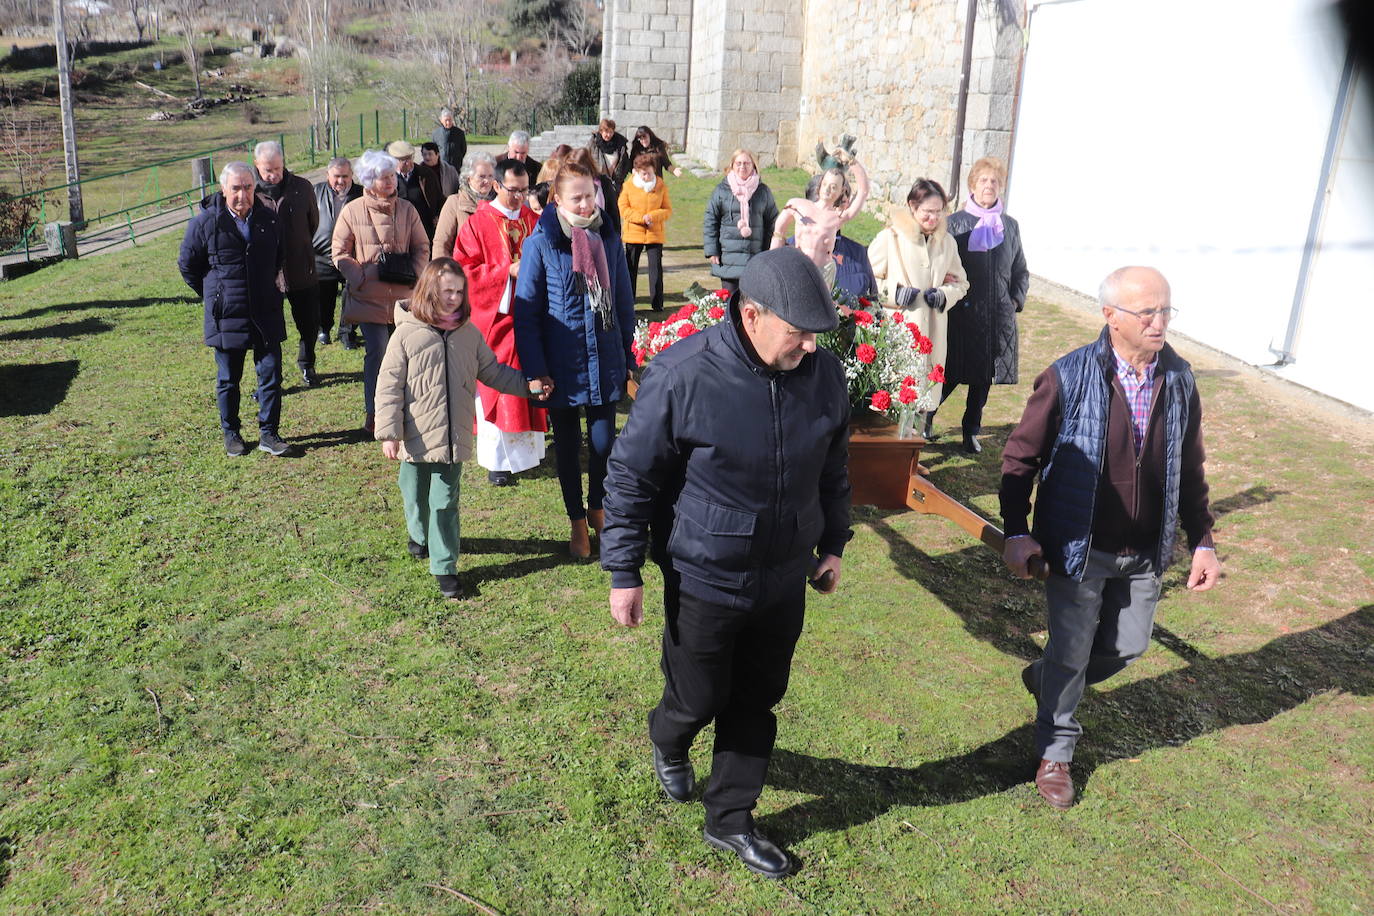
[432,151,497,261]
[331,149,430,432]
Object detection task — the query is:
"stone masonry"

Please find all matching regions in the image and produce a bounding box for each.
[601,0,1025,206]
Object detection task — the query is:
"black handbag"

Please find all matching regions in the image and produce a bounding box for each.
[376,249,417,287]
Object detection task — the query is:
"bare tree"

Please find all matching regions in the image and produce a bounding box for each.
[402,0,499,126]
[164,0,205,100]
[128,0,148,41]
[291,0,366,150]
[557,0,601,58]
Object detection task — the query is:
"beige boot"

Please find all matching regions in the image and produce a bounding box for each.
[569,518,592,558]
[587,508,605,538]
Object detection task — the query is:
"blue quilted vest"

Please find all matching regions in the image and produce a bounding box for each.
[1034,327,1194,581]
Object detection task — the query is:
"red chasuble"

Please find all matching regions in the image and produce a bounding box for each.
[454,201,546,433]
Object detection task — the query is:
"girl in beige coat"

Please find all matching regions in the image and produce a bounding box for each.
[376,258,550,598]
[331,150,431,431]
[868,177,969,436]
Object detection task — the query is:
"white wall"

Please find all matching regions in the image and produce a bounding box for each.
[1010,0,1373,411]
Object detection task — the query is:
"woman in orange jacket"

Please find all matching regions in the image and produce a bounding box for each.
[617,151,673,310]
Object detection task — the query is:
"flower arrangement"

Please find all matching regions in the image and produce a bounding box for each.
[631,282,730,366]
[817,292,945,423]
[633,283,944,427]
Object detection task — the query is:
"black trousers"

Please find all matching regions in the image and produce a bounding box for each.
[625,242,664,310]
[317,278,340,337]
[286,285,321,371]
[938,380,991,436]
[719,277,740,294]
[649,569,806,834]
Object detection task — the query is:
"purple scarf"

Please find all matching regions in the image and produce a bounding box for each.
[963,195,1005,252]
[558,208,615,330]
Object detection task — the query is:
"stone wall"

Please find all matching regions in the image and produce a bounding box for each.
[600,0,693,147]
[602,0,1024,200]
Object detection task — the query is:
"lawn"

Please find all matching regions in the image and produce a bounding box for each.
[0,167,1371,914]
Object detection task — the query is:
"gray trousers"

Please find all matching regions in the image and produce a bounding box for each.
[1027,548,1161,762]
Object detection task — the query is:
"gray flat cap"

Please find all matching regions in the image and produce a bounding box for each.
[739,246,838,333]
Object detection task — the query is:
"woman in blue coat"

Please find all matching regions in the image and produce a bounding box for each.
[514,159,636,558]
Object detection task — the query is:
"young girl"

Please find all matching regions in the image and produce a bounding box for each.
[375,258,551,598]
[617,151,673,310]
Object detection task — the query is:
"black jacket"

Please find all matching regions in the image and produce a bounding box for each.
[601,301,852,609]
[178,193,285,349]
[397,163,441,238]
[254,169,318,292]
[945,208,1029,386]
[431,124,467,169]
[312,179,362,281]
[590,130,631,186]
[703,178,778,281]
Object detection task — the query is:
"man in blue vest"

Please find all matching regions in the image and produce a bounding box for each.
[1000,265,1220,808]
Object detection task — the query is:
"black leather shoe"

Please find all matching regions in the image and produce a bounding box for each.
[962,434,982,454]
[703,827,793,879]
[922,414,941,441]
[408,539,429,559]
[301,368,318,388]
[652,745,694,802]
[487,469,514,487]
[316,331,330,346]
[435,574,465,599]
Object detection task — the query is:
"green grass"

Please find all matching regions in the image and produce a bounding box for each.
[0,169,1371,913]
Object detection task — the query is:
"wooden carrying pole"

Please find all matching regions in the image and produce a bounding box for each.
[907,474,1047,580]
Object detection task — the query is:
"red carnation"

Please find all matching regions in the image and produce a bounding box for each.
[673,305,695,322]
[677,323,699,338]
[870,390,892,411]
[648,321,663,335]
[918,336,934,355]
[634,348,647,366]
[715,288,731,300]
[928,364,946,384]
[890,310,904,323]
[856,343,877,364]
[708,306,726,320]
[902,375,916,387]
[852,310,874,326]
[858,297,872,308]
[898,385,918,404]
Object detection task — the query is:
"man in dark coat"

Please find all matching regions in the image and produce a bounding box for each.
[178,162,292,457]
[430,107,467,171]
[1000,266,1220,809]
[312,156,362,348]
[387,139,441,239]
[253,141,322,387]
[600,246,851,880]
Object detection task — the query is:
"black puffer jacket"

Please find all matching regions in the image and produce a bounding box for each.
[945,209,1029,386]
[703,179,778,281]
[178,193,285,349]
[600,300,852,609]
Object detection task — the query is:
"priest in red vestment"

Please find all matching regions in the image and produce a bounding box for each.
[453,159,547,485]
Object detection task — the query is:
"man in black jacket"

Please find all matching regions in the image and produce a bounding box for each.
[431,107,467,171]
[253,141,321,387]
[386,139,440,239]
[600,246,851,879]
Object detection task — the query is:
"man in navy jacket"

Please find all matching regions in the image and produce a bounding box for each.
[600,247,851,879]
[178,162,291,457]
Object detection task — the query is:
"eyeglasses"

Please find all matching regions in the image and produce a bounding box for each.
[1112,304,1178,324]
[500,184,530,196]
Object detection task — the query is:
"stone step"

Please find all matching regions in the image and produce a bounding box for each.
[528,124,598,158]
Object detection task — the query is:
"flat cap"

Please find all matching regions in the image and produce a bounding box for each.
[385,139,416,159]
[739,246,838,333]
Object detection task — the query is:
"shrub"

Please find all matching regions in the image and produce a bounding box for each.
[241,101,262,124]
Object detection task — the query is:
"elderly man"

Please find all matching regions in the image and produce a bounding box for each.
[430,107,467,171]
[386,139,440,239]
[253,140,321,387]
[600,246,851,880]
[178,162,291,457]
[312,156,362,349]
[1000,265,1220,809]
[499,130,541,183]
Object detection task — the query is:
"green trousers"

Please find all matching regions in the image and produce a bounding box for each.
[398,461,461,575]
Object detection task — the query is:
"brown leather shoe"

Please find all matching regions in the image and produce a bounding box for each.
[1035,759,1074,809]
[587,508,605,538]
[569,518,591,558]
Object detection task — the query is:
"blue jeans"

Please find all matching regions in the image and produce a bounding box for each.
[548,403,618,520]
[1029,549,1161,762]
[359,321,392,418]
[214,343,281,433]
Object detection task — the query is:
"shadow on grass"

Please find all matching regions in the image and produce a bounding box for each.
[764,604,1374,843]
[0,359,80,417]
[0,295,191,323]
[0,316,114,342]
[292,426,372,452]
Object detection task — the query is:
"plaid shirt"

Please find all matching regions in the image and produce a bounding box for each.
[1113,351,1156,455]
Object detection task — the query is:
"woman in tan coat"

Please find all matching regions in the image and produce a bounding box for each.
[375,258,549,598]
[332,149,430,431]
[868,177,969,437]
[431,152,496,261]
